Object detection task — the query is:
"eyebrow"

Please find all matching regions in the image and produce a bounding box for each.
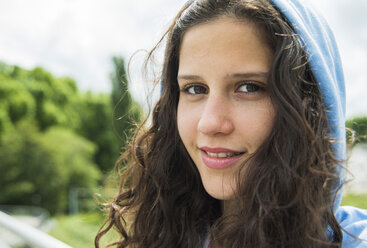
[177,75,202,81]
[225,72,269,79]
[177,72,269,81]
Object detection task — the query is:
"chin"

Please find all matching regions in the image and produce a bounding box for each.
[204,185,236,201]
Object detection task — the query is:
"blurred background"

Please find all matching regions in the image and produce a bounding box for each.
[0,0,366,247]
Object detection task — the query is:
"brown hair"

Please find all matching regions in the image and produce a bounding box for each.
[95,0,342,247]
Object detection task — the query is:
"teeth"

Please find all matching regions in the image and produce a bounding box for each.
[206,151,241,158]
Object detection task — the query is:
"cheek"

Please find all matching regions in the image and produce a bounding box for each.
[258,106,275,144]
[237,101,275,150]
[177,101,196,146]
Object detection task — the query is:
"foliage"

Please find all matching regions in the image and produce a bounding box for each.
[76,92,120,173]
[0,60,143,213]
[0,120,100,214]
[0,74,35,124]
[110,56,142,154]
[346,116,367,146]
[4,64,80,131]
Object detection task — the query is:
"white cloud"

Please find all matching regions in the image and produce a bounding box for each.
[0,0,184,94]
[325,0,367,118]
[0,0,366,118]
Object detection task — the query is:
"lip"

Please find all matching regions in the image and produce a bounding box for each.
[200,146,242,153]
[199,146,245,169]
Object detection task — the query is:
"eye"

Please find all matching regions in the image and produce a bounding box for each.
[182,84,208,95]
[237,82,263,93]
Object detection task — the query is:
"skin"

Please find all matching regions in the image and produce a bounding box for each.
[177,17,276,205]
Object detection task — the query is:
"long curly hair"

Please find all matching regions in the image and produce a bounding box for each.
[95,0,343,247]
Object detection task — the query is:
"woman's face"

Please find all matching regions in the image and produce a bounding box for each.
[177,17,275,200]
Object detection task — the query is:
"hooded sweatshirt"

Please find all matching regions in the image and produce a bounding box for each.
[270,0,367,247]
[198,0,367,247]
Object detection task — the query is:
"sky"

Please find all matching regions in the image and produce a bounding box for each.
[0,0,366,118]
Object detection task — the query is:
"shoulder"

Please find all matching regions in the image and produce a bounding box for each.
[336,206,367,247]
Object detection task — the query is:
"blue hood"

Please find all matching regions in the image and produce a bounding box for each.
[271,0,367,246]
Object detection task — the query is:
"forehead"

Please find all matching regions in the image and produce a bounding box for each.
[178,17,273,77]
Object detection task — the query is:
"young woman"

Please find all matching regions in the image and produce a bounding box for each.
[96,0,367,247]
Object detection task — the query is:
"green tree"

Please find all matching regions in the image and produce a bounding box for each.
[0,67,36,139]
[346,116,367,145]
[0,120,100,214]
[0,102,13,140]
[0,60,143,211]
[0,75,36,123]
[77,92,120,173]
[0,62,101,213]
[6,65,81,131]
[110,56,142,154]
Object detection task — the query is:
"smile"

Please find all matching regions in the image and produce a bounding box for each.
[200,147,245,169]
[205,151,243,158]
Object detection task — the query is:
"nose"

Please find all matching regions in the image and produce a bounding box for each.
[197,95,234,135]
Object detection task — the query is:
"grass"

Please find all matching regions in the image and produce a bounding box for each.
[48,194,367,248]
[49,212,119,248]
[341,193,367,209]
